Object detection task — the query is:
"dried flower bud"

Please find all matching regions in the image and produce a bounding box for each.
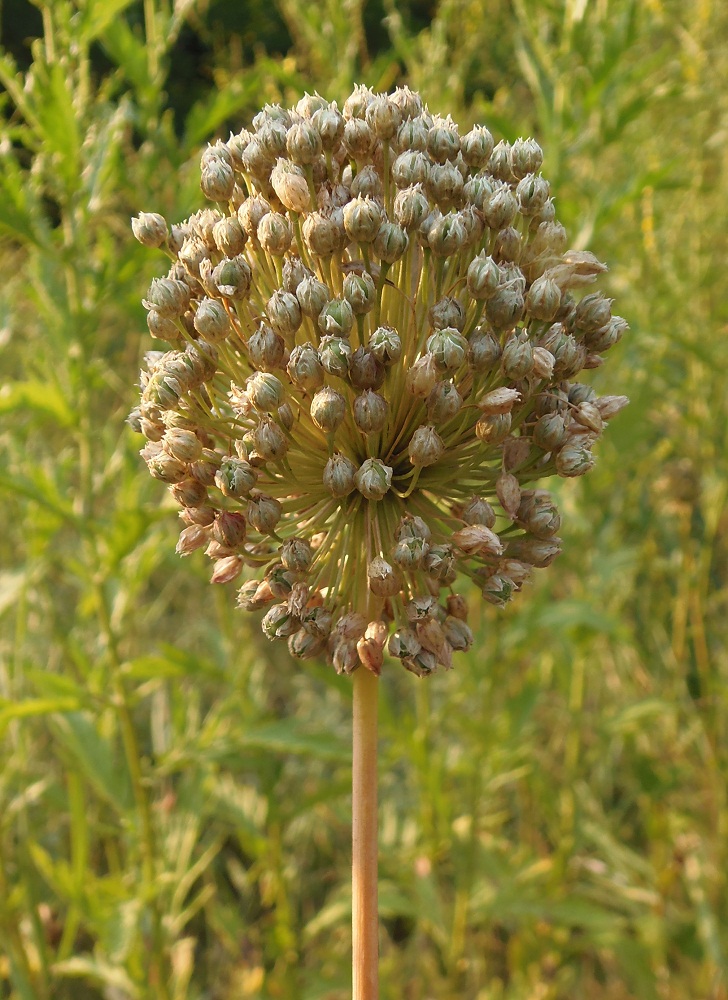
[310,386,347,433]
[478,387,521,415]
[353,390,388,433]
[247,492,282,534]
[452,524,504,556]
[287,344,325,391]
[323,452,357,497]
[258,212,293,255]
[408,425,444,467]
[349,347,385,391]
[367,557,402,597]
[426,380,463,423]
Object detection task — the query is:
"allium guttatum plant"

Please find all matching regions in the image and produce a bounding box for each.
[129,85,628,678]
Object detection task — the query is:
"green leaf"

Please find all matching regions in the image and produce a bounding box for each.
[50,712,133,812]
[78,0,139,42]
[52,957,140,998]
[0,696,81,734]
[0,380,75,427]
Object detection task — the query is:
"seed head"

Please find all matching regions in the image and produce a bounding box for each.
[132,85,628,678]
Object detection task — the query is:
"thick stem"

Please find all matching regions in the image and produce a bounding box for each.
[352,666,379,1000]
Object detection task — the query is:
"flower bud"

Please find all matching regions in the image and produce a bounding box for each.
[353,390,388,433]
[467,329,502,372]
[344,270,377,314]
[367,557,402,597]
[365,94,402,139]
[461,125,494,168]
[317,335,351,379]
[212,510,247,548]
[459,496,496,528]
[525,275,562,321]
[354,458,393,500]
[215,457,257,497]
[170,478,208,508]
[303,605,333,638]
[574,293,613,333]
[211,556,244,585]
[595,395,629,421]
[394,184,430,230]
[176,523,210,555]
[486,286,525,331]
[532,346,555,379]
[532,412,567,451]
[428,212,467,257]
[349,347,385,391]
[424,544,456,583]
[426,380,463,423]
[247,492,282,534]
[297,275,331,317]
[287,344,325,391]
[393,115,429,152]
[477,387,521,415]
[467,253,500,300]
[368,326,402,365]
[282,256,311,294]
[286,121,322,165]
[266,289,302,338]
[392,536,429,570]
[132,212,168,248]
[238,195,270,239]
[481,574,516,607]
[200,157,235,202]
[212,256,252,300]
[193,298,231,342]
[146,310,181,343]
[475,412,512,445]
[406,353,440,396]
[312,105,344,149]
[280,538,313,573]
[392,150,430,188]
[516,174,550,216]
[496,471,521,519]
[262,604,300,640]
[343,196,383,243]
[252,416,288,460]
[483,184,518,229]
[373,221,409,263]
[427,115,460,163]
[452,524,504,556]
[257,212,293,255]
[507,535,563,567]
[143,277,190,317]
[318,297,354,337]
[323,453,357,497]
[427,161,464,206]
[555,442,595,477]
[408,425,444,467]
[426,328,468,371]
[237,579,275,612]
[248,323,286,371]
[388,627,422,660]
[429,296,465,331]
[501,331,533,378]
[162,428,202,463]
[271,158,311,213]
[310,386,347,433]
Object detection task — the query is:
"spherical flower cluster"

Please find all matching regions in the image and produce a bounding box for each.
[129,85,628,678]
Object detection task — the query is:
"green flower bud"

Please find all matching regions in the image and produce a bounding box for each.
[428,212,467,257]
[323,452,357,497]
[343,196,383,243]
[257,212,293,255]
[426,380,463,423]
[460,125,494,168]
[526,275,562,321]
[319,335,352,378]
[463,172,495,209]
[266,289,302,337]
[318,297,354,337]
[493,227,522,264]
[483,183,518,229]
[143,277,190,317]
[510,137,543,179]
[516,174,550,216]
[481,574,516,606]
[392,150,430,188]
[555,442,595,477]
[489,140,514,182]
[368,326,402,365]
[271,158,311,213]
[215,456,257,497]
[427,328,468,370]
[353,389,388,433]
[486,287,525,331]
[212,256,252,300]
[349,347,385,390]
[288,629,326,659]
[247,491,282,534]
[427,115,460,163]
[427,161,464,206]
[248,323,285,371]
[354,458,393,500]
[343,270,377,314]
[468,328,502,372]
[132,212,168,248]
[193,298,231,342]
[373,221,409,263]
[409,425,444,466]
[518,490,561,538]
[574,293,614,333]
[256,119,288,158]
[393,184,430,230]
[310,386,347,433]
[501,331,533,378]
[287,344,325,391]
[394,116,429,153]
[467,253,500,300]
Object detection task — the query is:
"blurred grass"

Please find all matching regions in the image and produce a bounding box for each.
[1,0,727,997]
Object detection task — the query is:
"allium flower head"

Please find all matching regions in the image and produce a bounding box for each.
[130,87,628,678]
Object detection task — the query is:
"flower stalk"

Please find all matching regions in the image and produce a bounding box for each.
[352,667,379,1000]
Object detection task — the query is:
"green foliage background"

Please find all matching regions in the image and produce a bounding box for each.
[0,0,726,997]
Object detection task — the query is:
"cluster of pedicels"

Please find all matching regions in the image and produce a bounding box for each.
[129,85,628,678]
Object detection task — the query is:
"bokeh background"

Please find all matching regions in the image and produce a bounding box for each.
[1,1,726,997]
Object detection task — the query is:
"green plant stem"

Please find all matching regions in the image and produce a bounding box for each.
[352,666,379,1000]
